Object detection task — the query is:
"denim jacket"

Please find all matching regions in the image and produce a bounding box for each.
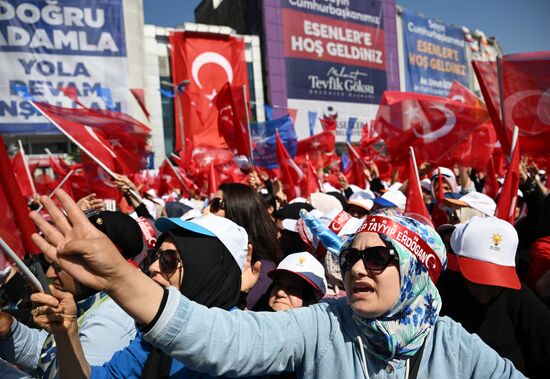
[143,287,525,379]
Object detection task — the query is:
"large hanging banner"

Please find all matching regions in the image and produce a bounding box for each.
[401,9,469,96]
[169,32,248,151]
[280,0,387,141]
[0,0,129,134]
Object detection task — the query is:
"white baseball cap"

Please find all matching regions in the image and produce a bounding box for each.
[310,192,343,214]
[268,252,328,296]
[444,191,496,216]
[373,190,407,210]
[155,214,248,272]
[449,216,520,289]
[348,190,375,212]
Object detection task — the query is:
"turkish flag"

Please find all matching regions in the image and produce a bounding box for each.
[130,88,151,119]
[295,130,336,170]
[405,148,433,227]
[444,81,497,170]
[215,82,251,158]
[501,52,550,156]
[68,166,91,201]
[276,131,303,200]
[0,135,38,256]
[158,159,179,197]
[11,150,35,198]
[373,91,489,165]
[59,86,87,108]
[48,155,70,178]
[344,144,368,188]
[431,169,450,229]
[32,102,150,174]
[0,180,23,269]
[170,32,249,151]
[320,118,337,131]
[472,60,511,156]
[81,154,120,201]
[301,160,321,198]
[495,140,521,224]
[483,156,499,200]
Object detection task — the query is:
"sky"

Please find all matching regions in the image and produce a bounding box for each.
[143,0,549,54]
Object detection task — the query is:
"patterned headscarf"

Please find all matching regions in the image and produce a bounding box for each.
[340,215,447,361]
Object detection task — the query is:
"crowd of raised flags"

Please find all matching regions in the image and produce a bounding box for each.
[0,50,548,378]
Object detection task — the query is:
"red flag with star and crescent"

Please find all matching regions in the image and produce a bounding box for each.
[501,52,550,156]
[32,102,151,175]
[275,131,303,200]
[215,82,251,158]
[169,32,249,151]
[373,91,489,165]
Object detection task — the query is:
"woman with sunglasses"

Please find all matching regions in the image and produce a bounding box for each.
[31,191,525,379]
[31,211,247,379]
[210,183,282,308]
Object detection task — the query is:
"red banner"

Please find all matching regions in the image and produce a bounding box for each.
[169,32,249,151]
[501,52,550,156]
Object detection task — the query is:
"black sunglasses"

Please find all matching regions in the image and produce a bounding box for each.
[143,249,182,275]
[210,197,226,213]
[339,238,398,273]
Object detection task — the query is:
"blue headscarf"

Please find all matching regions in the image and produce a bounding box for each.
[340,215,447,361]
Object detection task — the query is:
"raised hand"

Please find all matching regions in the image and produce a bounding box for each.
[31,286,77,335]
[76,193,105,212]
[29,189,131,293]
[30,189,164,326]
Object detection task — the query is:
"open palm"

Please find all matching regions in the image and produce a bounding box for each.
[30,189,131,293]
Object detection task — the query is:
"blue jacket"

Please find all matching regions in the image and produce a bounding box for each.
[0,294,135,377]
[142,287,525,379]
[91,333,223,379]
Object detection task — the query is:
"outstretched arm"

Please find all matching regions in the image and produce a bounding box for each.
[29,190,163,326]
[143,287,312,377]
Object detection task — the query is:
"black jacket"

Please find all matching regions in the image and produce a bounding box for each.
[438,271,550,379]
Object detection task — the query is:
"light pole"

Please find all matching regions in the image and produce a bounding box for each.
[161,80,190,153]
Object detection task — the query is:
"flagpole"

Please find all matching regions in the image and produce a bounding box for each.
[0,237,45,293]
[496,55,512,158]
[509,126,519,162]
[35,169,76,212]
[165,157,190,194]
[30,101,142,200]
[345,141,368,171]
[409,147,422,190]
[242,84,255,168]
[48,170,74,198]
[18,140,36,193]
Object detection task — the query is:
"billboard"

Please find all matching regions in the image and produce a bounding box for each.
[401,10,469,96]
[0,0,129,134]
[280,0,387,141]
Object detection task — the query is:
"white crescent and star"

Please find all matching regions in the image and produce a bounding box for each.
[425,254,437,270]
[191,52,234,101]
[412,104,457,141]
[97,167,117,188]
[504,88,550,136]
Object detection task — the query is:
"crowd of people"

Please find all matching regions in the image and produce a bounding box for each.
[0,160,549,379]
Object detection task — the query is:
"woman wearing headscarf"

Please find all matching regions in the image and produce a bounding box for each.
[31,213,246,379]
[30,190,525,378]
